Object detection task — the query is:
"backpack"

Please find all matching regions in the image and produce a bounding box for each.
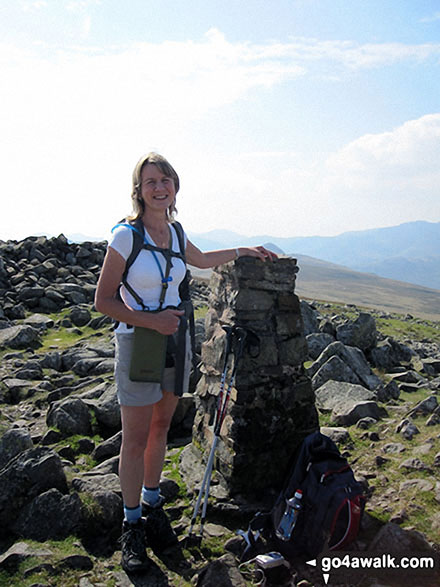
[112,217,198,392]
[115,216,190,308]
[243,431,365,561]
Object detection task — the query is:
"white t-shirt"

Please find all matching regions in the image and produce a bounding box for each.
[109,223,187,333]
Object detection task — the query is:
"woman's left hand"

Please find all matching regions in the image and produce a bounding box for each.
[238,246,278,261]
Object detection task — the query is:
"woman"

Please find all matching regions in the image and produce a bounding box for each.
[95,152,276,572]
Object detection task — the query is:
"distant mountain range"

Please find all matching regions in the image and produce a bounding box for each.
[187,220,440,291]
[190,253,440,320]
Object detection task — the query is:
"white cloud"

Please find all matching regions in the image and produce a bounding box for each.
[420,11,440,23]
[1,31,440,240]
[314,114,440,232]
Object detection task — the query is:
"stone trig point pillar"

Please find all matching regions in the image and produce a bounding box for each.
[192,256,319,498]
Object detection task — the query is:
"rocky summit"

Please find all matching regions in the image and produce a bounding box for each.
[0,235,439,586]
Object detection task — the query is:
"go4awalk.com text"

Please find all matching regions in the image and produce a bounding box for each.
[307,551,439,585]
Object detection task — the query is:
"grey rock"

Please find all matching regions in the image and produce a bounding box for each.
[71,357,113,376]
[69,306,91,327]
[71,472,121,495]
[310,341,382,391]
[23,313,55,329]
[92,431,122,462]
[408,395,438,417]
[370,337,414,370]
[315,380,376,412]
[306,332,335,360]
[39,351,62,371]
[79,489,122,536]
[0,447,68,536]
[320,426,351,443]
[382,442,406,454]
[399,457,431,472]
[379,379,400,402]
[46,397,93,437]
[57,554,94,571]
[88,455,119,475]
[336,312,377,351]
[400,479,435,492]
[171,392,195,434]
[300,300,320,335]
[427,413,440,426]
[395,419,420,440]
[61,347,100,371]
[11,488,82,540]
[0,325,41,349]
[0,542,53,572]
[390,370,426,384]
[0,428,34,469]
[368,522,435,554]
[312,354,361,390]
[333,400,384,426]
[84,384,120,431]
[196,552,246,587]
[356,417,378,429]
[1,378,33,403]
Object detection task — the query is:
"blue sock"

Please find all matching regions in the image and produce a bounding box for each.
[124,504,142,523]
[142,486,161,507]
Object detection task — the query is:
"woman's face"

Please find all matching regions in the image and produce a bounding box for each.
[139,163,176,215]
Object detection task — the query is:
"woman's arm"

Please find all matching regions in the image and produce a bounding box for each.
[94,247,183,335]
[185,239,277,269]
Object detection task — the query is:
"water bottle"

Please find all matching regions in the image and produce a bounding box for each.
[275,489,303,541]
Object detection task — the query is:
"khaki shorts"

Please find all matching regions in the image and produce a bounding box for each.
[115,332,192,407]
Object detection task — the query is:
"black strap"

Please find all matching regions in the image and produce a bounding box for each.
[157,227,173,310]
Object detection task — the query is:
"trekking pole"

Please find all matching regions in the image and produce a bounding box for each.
[197,328,247,538]
[187,326,235,539]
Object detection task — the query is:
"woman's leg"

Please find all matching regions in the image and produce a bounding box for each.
[143,390,179,488]
[119,404,153,508]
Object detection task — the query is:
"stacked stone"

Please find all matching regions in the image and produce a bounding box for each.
[193,256,319,497]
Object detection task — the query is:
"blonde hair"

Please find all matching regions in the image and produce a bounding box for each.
[129,152,180,222]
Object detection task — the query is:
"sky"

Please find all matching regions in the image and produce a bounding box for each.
[1,0,440,242]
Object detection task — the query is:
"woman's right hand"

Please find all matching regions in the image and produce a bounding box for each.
[148,309,184,335]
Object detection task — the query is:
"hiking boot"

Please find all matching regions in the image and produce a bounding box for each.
[142,497,179,552]
[120,518,151,573]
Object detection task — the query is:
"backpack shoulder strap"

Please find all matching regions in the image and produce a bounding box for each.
[123,218,145,281]
[172,220,186,259]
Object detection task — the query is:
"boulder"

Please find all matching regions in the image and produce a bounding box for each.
[320,426,351,444]
[0,428,34,469]
[84,384,120,432]
[395,419,420,440]
[0,325,41,349]
[71,472,121,495]
[310,341,382,391]
[46,397,93,437]
[315,380,376,412]
[335,401,383,426]
[23,313,55,330]
[0,447,68,536]
[92,431,122,463]
[336,312,377,351]
[370,337,414,369]
[0,542,53,573]
[197,552,246,587]
[11,488,82,540]
[315,380,384,425]
[368,522,436,554]
[312,355,361,390]
[300,300,320,335]
[305,332,335,360]
[69,306,91,327]
[408,395,438,417]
